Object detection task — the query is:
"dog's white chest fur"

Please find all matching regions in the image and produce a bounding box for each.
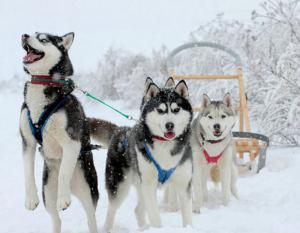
[25,83,49,123]
[136,141,182,182]
[22,83,66,160]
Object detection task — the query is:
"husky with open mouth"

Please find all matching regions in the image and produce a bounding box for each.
[100,78,193,231]
[19,32,113,233]
[191,94,239,213]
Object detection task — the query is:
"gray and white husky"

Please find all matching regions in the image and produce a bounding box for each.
[99,78,193,231]
[191,94,239,213]
[19,32,115,233]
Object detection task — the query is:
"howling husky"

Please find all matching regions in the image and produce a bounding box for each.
[19,32,114,233]
[191,94,239,213]
[99,78,193,231]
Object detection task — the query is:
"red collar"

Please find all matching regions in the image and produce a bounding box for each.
[152,135,169,142]
[31,75,66,87]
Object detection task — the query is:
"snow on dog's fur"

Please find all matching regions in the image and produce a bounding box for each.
[191,94,239,213]
[101,78,193,232]
[19,32,114,233]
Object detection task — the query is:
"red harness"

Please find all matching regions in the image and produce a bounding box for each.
[31,75,66,87]
[200,137,226,164]
[202,148,223,164]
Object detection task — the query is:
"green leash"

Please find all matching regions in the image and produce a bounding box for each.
[76,86,138,122]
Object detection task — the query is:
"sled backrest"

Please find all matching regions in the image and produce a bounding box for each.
[167,42,251,133]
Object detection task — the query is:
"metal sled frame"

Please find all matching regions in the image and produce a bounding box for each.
[167,42,269,173]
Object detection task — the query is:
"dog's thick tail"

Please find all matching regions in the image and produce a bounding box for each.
[88,117,118,148]
[210,165,220,183]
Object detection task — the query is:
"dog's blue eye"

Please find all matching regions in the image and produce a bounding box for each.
[208,116,213,119]
[221,115,226,119]
[40,39,49,43]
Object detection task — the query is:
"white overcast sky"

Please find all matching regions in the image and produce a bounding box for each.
[0,0,262,79]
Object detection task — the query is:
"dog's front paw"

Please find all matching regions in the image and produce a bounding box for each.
[150,222,162,228]
[166,203,179,212]
[192,206,201,214]
[192,200,202,214]
[223,197,230,206]
[25,193,39,210]
[138,224,149,231]
[57,195,71,211]
[203,192,208,202]
[102,224,113,233]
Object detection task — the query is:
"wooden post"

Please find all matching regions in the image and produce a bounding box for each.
[237,68,251,132]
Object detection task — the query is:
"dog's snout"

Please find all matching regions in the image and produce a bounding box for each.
[213,124,220,131]
[165,122,174,131]
[22,34,30,40]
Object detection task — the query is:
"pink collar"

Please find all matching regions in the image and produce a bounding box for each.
[31,75,66,87]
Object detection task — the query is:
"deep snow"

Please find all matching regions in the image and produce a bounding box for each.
[0,91,299,233]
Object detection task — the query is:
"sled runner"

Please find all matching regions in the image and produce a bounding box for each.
[167,42,269,173]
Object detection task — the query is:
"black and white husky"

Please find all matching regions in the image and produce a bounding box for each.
[191,94,239,213]
[101,78,193,231]
[19,32,105,233]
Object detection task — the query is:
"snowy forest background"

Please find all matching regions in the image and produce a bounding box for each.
[4,0,300,146]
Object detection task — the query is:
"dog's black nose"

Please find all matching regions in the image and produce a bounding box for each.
[213,124,220,130]
[165,122,174,131]
[22,34,30,40]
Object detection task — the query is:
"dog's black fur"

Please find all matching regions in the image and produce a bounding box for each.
[105,83,193,198]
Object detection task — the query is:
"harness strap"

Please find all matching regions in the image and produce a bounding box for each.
[27,96,69,145]
[143,144,177,184]
[199,142,225,164]
[121,139,177,184]
[202,148,223,163]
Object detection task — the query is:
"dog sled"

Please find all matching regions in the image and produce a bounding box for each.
[167,42,269,173]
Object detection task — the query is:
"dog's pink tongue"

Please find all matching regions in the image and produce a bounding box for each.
[164,132,175,139]
[23,53,40,63]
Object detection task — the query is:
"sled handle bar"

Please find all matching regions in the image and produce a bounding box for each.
[167,41,242,70]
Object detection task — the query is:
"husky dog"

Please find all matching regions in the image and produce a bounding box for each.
[100,78,193,231]
[19,32,101,233]
[140,77,175,109]
[191,94,239,213]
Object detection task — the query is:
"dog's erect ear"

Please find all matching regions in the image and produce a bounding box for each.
[146,83,160,101]
[175,80,189,99]
[165,77,175,88]
[223,93,232,107]
[144,77,153,94]
[62,32,75,50]
[202,94,211,107]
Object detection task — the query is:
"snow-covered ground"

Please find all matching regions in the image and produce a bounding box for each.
[0,91,299,233]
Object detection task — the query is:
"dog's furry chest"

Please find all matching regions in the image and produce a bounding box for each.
[136,141,183,177]
[191,135,234,167]
[22,83,66,160]
[25,83,50,122]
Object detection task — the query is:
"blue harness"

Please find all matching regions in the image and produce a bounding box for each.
[26,96,69,145]
[143,144,177,184]
[122,139,177,184]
